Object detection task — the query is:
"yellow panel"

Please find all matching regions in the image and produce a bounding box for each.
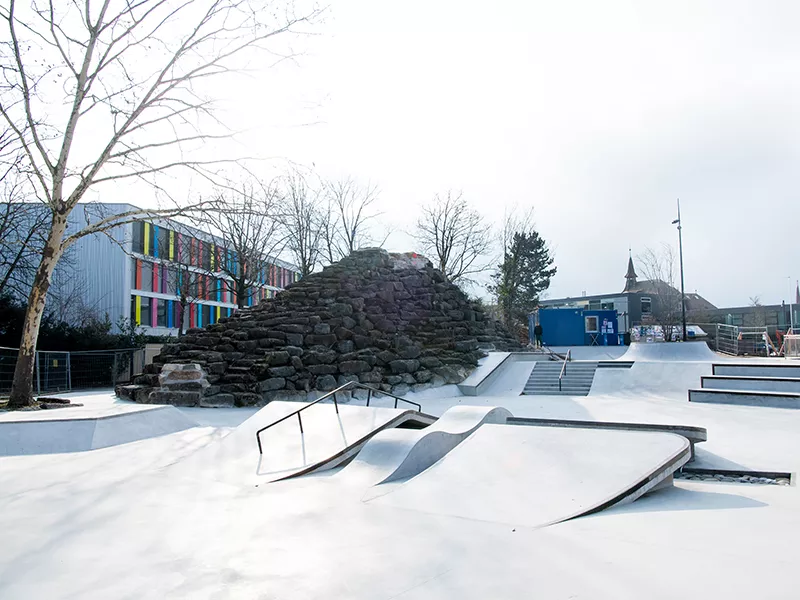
[169,230,175,260]
[210,244,215,270]
[135,296,141,324]
[143,223,150,254]
[216,306,221,320]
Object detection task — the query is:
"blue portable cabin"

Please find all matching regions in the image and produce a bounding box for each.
[530,307,620,346]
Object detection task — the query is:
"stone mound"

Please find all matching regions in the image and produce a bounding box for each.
[123,249,520,407]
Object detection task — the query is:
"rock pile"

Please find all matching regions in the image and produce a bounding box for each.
[118,249,520,407]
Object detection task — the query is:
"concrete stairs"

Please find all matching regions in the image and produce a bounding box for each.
[522,361,598,396]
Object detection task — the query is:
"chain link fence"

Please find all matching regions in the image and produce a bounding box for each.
[0,347,145,395]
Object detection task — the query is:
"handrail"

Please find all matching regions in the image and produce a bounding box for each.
[558,349,572,392]
[255,380,423,454]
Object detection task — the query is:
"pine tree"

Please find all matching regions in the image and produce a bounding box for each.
[490,231,556,337]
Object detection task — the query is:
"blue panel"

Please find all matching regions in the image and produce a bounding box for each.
[167,300,173,328]
[538,308,584,346]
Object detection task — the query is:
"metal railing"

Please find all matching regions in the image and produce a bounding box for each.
[255,380,423,454]
[558,349,572,392]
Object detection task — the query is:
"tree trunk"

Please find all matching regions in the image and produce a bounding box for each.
[8,214,68,408]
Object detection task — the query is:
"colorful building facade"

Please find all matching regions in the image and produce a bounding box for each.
[14,203,300,336]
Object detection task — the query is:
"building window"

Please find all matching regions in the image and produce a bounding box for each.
[132,222,144,254]
[140,261,153,291]
[641,297,652,315]
[158,226,170,258]
[202,242,211,270]
[157,299,167,327]
[139,296,152,327]
[585,316,599,333]
[144,223,155,257]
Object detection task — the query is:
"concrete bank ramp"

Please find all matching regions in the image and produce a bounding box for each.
[339,406,512,486]
[367,424,690,528]
[169,401,435,486]
[0,405,196,456]
[619,342,722,362]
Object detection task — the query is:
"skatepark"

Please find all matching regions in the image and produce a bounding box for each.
[2,341,799,599]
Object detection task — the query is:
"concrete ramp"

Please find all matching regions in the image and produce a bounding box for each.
[367,424,690,528]
[168,401,435,486]
[339,406,512,486]
[0,405,196,456]
[620,342,720,362]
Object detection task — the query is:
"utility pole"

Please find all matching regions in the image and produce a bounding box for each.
[672,199,687,342]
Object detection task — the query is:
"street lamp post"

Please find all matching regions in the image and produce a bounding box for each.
[672,199,687,342]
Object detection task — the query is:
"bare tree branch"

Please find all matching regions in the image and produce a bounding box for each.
[321,176,383,263]
[277,167,323,276]
[205,179,287,308]
[414,190,492,284]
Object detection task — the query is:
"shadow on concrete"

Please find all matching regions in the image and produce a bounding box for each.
[690,448,750,471]
[605,485,768,516]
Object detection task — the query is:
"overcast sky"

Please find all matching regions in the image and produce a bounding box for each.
[108,0,800,308]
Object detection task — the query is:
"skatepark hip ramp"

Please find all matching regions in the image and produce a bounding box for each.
[338,405,512,486]
[367,424,691,528]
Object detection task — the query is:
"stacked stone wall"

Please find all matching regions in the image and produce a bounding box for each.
[120,249,520,407]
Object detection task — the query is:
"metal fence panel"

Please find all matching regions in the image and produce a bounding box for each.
[716,324,738,355]
[0,347,145,395]
[36,351,70,394]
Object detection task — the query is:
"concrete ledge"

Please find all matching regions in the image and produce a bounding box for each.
[689,388,800,409]
[701,375,800,393]
[712,363,800,378]
[0,406,197,456]
[508,416,707,460]
[457,353,512,396]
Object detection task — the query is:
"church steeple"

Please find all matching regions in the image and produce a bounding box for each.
[624,249,637,292]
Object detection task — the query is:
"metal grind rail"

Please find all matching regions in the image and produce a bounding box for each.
[255,381,422,454]
[558,348,572,392]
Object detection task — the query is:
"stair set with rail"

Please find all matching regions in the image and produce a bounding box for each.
[522,350,599,396]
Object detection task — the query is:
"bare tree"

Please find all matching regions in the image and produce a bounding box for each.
[637,244,683,342]
[322,177,384,263]
[414,190,492,284]
[278,168,324,276]
[208,181,286,308]
[0,0,321,408]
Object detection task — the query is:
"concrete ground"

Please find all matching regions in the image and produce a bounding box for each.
[1,344,799,599]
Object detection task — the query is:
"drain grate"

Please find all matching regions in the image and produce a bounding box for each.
[676,467,791,486]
